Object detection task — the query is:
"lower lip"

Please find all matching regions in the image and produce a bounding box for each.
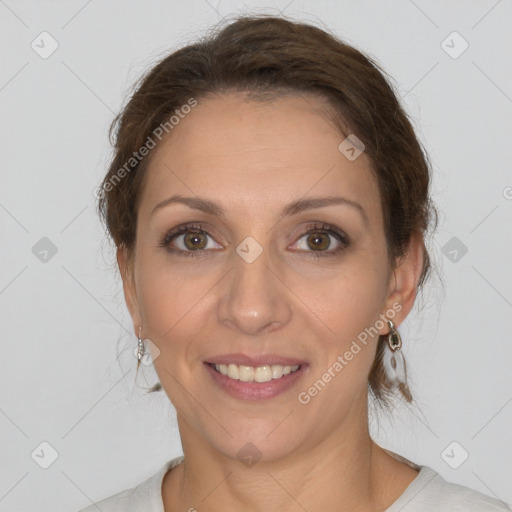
[204,363,308,401]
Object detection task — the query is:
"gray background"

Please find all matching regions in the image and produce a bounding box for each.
[1,0,511,510]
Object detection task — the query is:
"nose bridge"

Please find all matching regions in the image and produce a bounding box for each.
[217,235,292,335]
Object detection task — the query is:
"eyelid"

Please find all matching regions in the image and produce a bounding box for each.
[292,222,349,244]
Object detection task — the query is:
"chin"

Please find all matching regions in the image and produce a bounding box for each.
[202,415,307,466]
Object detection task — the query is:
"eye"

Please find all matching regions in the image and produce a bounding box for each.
[291,222,349,257]
[159,223,222,257]
[159,222,350,259]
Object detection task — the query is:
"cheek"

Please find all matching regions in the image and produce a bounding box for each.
[135,258,219,388]
[298,269,385,408]
[301,263,387,397]
[136,254,206,335]
[300,257,386,338]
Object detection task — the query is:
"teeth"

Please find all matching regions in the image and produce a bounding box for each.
[227,364,239,380]
[239,365,254,382]
[213,363,300,382]
[255,366,271,382]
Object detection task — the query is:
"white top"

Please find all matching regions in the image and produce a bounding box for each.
[77,453,511,511]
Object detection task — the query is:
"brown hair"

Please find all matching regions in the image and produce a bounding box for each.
[98,15,438,406]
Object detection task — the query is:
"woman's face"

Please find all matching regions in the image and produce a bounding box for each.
[120,92,416,462]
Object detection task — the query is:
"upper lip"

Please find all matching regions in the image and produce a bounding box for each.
[205,353,307,367]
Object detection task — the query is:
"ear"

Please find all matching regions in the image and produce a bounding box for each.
[381,231,425,330]
[117,244,142,334]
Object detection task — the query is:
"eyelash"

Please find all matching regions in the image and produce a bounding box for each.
[159,222,350,259]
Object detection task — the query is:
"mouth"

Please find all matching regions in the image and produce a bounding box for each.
[203,356,308,400]
[207,362,302,382]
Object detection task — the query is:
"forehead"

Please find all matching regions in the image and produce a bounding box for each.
[139,92,381,226]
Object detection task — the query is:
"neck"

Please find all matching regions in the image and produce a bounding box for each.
[162,401,415,511]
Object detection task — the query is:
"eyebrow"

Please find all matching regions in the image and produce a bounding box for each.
[151,194,368,225]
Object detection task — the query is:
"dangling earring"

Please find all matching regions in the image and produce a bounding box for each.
[382,320,412,402]
[137,326,146,362]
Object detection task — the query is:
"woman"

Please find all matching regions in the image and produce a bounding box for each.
[79,15,511,512]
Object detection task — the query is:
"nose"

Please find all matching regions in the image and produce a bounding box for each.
[217,245,293,336]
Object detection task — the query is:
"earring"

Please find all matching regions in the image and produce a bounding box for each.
[382,320,412,401]
[137,326,146,362]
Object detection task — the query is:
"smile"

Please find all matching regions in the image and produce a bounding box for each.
[204,360,308,400]
[210,363,301,382]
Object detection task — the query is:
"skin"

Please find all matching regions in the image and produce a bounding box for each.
[118,92,424,511]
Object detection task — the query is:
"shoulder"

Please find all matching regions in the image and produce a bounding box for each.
[388,465,512,512]
[76,456,184,512]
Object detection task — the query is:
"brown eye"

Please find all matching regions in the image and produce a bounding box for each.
[306,233,331,251]
[183,232,208,250]
[291,223,349,258]
[160,224,222,256]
